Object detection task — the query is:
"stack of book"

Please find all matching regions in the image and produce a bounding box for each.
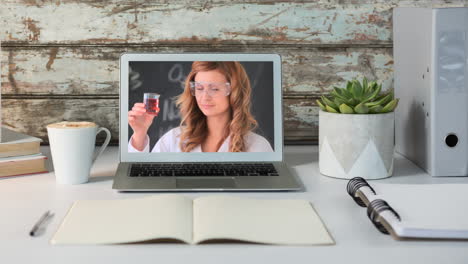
[0,127,48,177]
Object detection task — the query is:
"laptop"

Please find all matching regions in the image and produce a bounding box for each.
[113,53,302,191]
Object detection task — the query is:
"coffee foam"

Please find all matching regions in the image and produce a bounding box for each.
[47,121,97,129]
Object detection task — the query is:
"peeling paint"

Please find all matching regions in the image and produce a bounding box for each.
[4,1,460,45]
[46,47,58,71]
[1,46,393,95]
[293,27,309,32]
[284,98,319,130]
[225,28,289,42]
[107,3,144,17]
[282,48,393,92]
[256,7,291,27]
[23,18,41,41]
[7,33,20,41]
[353,32,377,41]
[1,47,117,94]
[1,98,119,143]
[7,51,19,94]
[1,2,395,44]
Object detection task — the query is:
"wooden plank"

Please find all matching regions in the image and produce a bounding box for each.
[1,46,393,95]
[2,0,464,45]
[281,47,393,93]
[1,99,120,144]
[1,1,398,45]
[1,47,118,95]
[1,98,320,144]
[284,98,319,144]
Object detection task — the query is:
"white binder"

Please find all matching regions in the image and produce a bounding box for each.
[394,7,468,177]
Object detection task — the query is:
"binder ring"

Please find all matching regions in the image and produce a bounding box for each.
[367,199,401,235]
[347,177,376,207]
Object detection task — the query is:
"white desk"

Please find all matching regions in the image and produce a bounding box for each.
[1,146,468,264]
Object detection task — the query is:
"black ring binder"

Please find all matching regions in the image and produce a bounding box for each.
[367,199,401,235]
[346,177,376,207]
[347,177,403,235]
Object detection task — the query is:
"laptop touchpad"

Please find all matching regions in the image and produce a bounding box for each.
[176,178,236,189]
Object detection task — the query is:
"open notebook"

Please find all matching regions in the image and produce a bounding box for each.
[347,177,468,240]
[51,195,334,246]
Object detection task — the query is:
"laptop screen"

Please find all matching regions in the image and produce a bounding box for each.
[120,54,283,162]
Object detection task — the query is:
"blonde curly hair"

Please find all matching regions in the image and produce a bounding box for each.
[175,61,258,152]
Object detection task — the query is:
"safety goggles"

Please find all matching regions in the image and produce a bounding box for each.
[189,81,231,98]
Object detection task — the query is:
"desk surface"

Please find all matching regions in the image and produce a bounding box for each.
[1,146,468,264]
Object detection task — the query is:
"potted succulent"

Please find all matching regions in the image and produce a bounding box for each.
[316,78,399,180]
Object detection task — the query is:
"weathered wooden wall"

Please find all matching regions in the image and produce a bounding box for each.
[1,0,467,144]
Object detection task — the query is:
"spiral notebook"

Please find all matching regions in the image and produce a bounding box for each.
[347,177,468,240]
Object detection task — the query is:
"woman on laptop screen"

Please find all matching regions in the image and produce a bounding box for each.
[128,61,273,153]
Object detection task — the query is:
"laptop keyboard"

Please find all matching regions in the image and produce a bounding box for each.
[129,163,279,177]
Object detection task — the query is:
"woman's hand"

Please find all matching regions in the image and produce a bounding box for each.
[128,103,158,150]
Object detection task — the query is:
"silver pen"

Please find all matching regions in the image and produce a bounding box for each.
[29,210,53,237]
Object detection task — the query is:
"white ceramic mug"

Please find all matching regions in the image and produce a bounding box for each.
[47,121,111,184]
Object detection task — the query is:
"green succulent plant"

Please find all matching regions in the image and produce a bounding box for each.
[316,78,399,114]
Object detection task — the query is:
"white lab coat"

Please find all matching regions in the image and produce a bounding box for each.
[128,127,274,152]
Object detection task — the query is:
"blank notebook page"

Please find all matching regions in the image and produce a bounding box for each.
[193,196,334,245]
[51,195,193,245]
[370,183,468,237]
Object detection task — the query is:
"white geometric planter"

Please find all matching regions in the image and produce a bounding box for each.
[319,110,395,180]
